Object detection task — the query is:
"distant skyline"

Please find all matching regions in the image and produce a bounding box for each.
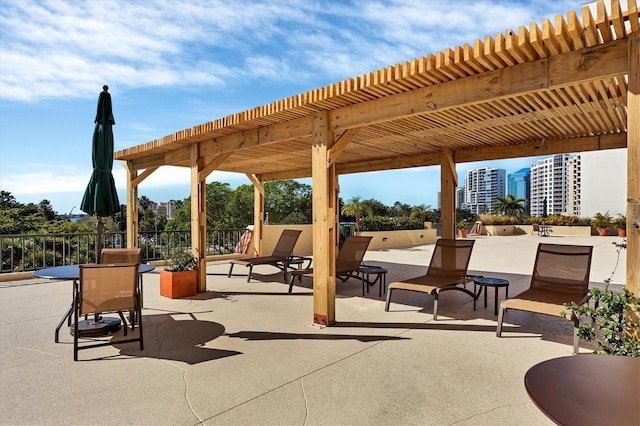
[1,0,595,215]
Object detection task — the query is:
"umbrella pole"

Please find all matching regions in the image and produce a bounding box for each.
[96,216,104,264]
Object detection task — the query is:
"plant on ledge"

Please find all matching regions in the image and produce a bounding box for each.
[562,240,639,356]
[163,251,196,271]
[592,211,612,236]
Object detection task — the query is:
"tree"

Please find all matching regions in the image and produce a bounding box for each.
[410,204,432,223]
[390,201,412,218]
[341,196,372,232]
[38,199,57,221]
[493,194,526,220]
[362,198,389,216]
[264,181,312,224]
[227,184,255,228]
[0,190,18,209]
[206,181,234,228]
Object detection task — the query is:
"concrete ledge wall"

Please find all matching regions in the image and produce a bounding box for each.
[263,226,438,254]
[263,224,313,256]
[358,229,437,250]
[482,224,592,236]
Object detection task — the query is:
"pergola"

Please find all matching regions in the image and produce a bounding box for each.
[115,0,639,326]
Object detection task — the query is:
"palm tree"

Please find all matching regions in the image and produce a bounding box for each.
[410,204,432,224]
[341,196,372,232]
[493,194,526,220]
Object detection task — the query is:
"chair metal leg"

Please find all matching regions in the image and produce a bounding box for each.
[432,290,439,320]
[496,306,505,337]
[73,297,79,361]
[384,288,393,311]
[137,296,144,350]
[118,311,128,336]
[247,265,253,282]
[227,263,233,277]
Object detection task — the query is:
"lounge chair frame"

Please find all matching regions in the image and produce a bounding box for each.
[385,239,476,320]
[74,263,143,361]
[289,236,373,294]
[228,229,302,283]
[496,243,593,354]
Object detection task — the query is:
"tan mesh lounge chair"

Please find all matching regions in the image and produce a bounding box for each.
[228,229,302,283]
[531,224,542,236]
[289,235,373,294]
[101,248,142,328]
[496,243,593,354]
[74,263,143,361]
[385,239,476,320]
[101,248,141,264]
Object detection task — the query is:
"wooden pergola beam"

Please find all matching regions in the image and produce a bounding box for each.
[627,33,639,294]
[260,133,626,181]
[122,39,628,172]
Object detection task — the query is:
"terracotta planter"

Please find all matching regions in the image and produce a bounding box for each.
[617,228,626,237]
[597,228,609,236]
[458,229,468,238]
[160,270,197,299]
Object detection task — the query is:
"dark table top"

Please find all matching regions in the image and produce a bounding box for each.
[473,277,509,286]
[33,264,155,280]
[525,355,640,426]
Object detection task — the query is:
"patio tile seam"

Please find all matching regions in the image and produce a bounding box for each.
[446,401,546,426]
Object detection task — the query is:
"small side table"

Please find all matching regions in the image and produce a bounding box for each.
[358,265,388,297]
[288,256,313,270]
[473,277,509,315]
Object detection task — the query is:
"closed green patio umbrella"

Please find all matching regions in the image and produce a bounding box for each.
[80,85,120,261]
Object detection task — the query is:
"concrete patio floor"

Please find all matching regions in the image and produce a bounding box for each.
[0,235,627,425]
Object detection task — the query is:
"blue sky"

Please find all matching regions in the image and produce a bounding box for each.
[0,0,590,215]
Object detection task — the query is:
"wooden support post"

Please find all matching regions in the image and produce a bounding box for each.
[247,173,264,256]
[628,33,639,295]
[125,161,139,248]
[312,111,337,326]
[190,144,207,292]
[440,148,457,239]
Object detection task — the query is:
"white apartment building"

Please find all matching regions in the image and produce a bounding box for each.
[157,200,178,219]
[462,167,505,214]
[530,154,572,217]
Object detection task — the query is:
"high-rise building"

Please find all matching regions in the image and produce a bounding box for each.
[456,187,465,209]
[157,200,178,219]
[530,154,573,217]
[462,167,506,214]
[507,168,531,215]
[566,155,581,216]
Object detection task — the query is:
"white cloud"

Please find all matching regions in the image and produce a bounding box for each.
[2,0,588,102]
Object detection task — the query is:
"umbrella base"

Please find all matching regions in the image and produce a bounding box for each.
[70,317,121,337]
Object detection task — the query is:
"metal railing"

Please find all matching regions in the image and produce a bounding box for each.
[0,228,245,273]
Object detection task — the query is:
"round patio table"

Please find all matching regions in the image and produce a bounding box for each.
[525,355,640,426]
[34,264,155,342]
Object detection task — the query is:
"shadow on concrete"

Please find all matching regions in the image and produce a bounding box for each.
[111,313,241,364]
[226,330,408,343]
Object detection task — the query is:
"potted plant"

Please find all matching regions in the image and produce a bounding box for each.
[591,211,612,236]
[457,220,468,238]
[160,251,197,299]
[562,240,639,356]
[613,214,627,237]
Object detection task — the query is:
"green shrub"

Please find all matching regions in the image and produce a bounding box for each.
[360,216,423,231]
